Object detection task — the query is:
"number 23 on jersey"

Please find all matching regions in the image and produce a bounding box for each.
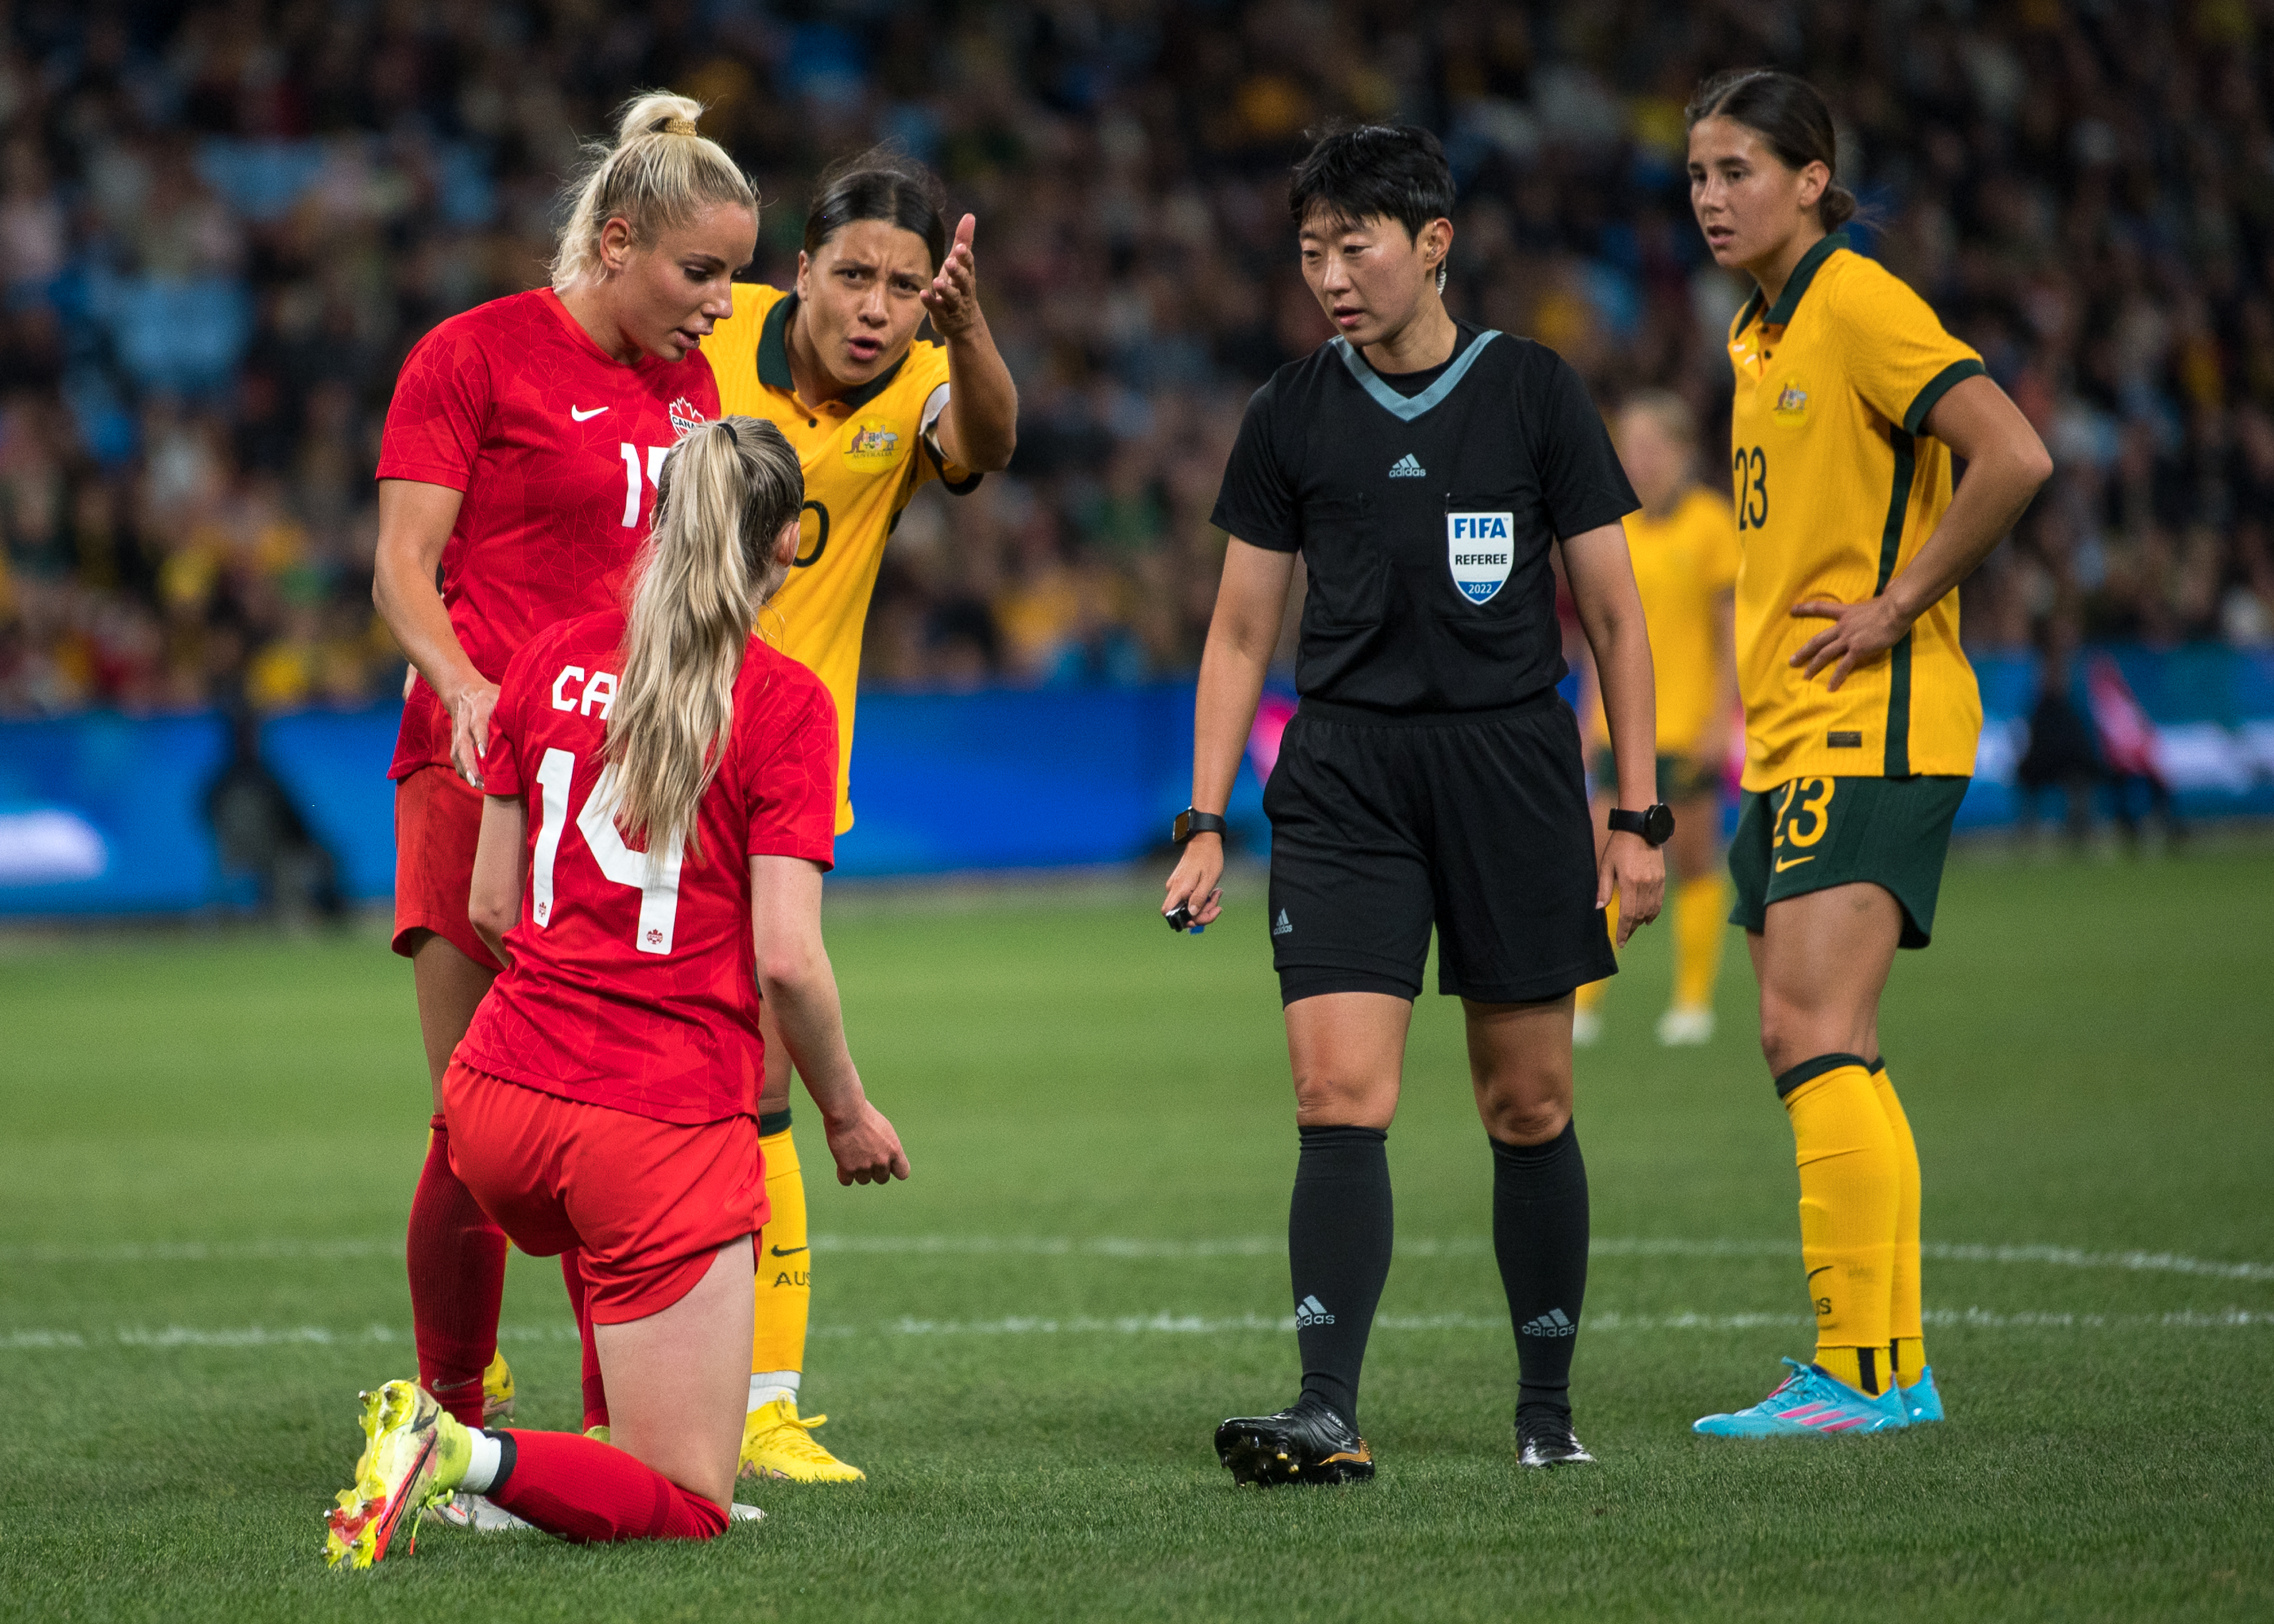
[1732,445,1769,531]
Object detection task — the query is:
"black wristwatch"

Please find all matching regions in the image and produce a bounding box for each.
[1172,808,1228,844]
[1608,803,1676,848]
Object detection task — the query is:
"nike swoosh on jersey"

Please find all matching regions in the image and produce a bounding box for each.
[570,405,608,421]
[770,1244,809,1257]
[1775,856,1816,871]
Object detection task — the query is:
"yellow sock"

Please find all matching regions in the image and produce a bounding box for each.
[1781,1056,1899,1395]
[1575,894,1617,1012]
[1671,873,1728,1012]
[751,1123,810,1405]
[1870,1060,1927,1387]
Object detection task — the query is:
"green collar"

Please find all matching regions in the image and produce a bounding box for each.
[1736,229,1849,335]
[757,292,912,413]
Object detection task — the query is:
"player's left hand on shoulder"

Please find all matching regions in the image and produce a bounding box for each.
[1789,594,1912,690]
[921,214,982,337]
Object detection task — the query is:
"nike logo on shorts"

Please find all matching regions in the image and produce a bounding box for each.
[1775,856,1815,872]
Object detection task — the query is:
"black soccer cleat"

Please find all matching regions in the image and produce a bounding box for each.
[1516,1407,1597,1468]
[1215,1394,1375,1486]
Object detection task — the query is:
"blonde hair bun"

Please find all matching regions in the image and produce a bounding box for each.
[617,91,705,141]
[552,91,756,292]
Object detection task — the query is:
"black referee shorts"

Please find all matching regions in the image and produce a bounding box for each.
[1263,695,1618,1006]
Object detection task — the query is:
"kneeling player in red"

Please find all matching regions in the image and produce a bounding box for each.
[324,416,909,1568]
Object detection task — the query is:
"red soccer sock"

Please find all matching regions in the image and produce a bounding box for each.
[487,1430,728,1543]
[560,1250,611,1432]
[407,1113,509,1427]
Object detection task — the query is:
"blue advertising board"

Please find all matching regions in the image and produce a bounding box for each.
[1,648,2269,917]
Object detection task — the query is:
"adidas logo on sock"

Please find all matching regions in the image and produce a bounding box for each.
[1295,1294,1336,1327]
[1388,453,1426,478]
[1519,1307,1576,1338]
[1272,909,1292,936]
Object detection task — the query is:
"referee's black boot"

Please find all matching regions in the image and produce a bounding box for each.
[1215,1394,1374,1486]
[1516,1404,1596,1468]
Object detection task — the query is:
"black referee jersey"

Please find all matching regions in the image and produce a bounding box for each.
[1211,322,1636,715]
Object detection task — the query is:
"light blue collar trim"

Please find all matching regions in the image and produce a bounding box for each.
[1330,330,1502,421]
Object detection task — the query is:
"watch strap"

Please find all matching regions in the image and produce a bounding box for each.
[1173,808,1227,843]
[1608,804,1676,847]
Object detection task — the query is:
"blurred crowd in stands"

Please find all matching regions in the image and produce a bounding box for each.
[3,0,2273,717]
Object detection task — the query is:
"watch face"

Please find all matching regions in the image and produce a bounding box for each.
[1646,804,1676,845]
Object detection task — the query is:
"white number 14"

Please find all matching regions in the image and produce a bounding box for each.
[531,746,684,954]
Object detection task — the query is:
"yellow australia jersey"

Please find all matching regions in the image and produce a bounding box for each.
[704,283,978,832]
[1726,233,1987,791]
[1588,486,1737,757]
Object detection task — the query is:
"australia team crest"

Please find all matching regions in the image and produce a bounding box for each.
[844,418,904,470]
[1446,511,1515,605]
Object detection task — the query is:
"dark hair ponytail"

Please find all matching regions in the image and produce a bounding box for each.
[804,146,949,272]
[1686,69,1856,232]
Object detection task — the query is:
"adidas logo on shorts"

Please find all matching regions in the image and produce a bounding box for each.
[1388,453,1427,478]
[1295,1294,1335,1327]
[1520,1307,1577,1338]
[1273,909,1292,936]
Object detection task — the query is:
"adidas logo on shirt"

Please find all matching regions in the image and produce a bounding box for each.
[1273,909,1293,936]
[1520,1307,1577,1338]
[1387,453,1427,478]
[1295,1294,1335,1327]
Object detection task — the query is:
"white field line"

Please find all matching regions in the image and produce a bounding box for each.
[8,1233,2272,1283]
[6,1304,2274,1355]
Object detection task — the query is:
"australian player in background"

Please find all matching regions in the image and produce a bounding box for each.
[565,149,1016,1487]
[327,417,906,1567]
[1681,70,2052,1437]
[370,94,746,1473]
[1163,124,1666,1483]
[1573,392,1740,1047]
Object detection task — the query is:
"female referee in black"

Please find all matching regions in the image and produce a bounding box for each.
[1163,124,1665,1481]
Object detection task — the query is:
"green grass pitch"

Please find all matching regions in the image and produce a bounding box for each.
[3,846,2271,1622]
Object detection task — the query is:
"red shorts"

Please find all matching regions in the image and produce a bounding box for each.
[441,1059,769,1324]
[392,763,500,970]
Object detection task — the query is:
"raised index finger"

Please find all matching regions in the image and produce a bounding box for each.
[954,212,977,254]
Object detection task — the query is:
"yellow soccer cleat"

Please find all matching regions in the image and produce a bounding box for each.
[482,1352,515,1425]
[323,1380,472,1569]
[738,1398,864,1483]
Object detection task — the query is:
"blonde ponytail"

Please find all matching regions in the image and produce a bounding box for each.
[604,417,804,861]
[552,92,758,292]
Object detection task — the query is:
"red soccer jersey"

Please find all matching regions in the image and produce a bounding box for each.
[455,610,839,1124]
[379,288,721,780]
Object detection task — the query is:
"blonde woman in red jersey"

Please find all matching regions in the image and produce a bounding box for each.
[373,95,751,1442]
[325,416,908,1567]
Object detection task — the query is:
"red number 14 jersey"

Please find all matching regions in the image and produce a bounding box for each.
[455,610,839,1124]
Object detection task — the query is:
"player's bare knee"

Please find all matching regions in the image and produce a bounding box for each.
[1291,1067,1394,1129]
[1483,1093,1571,1145]
[1473,1058,1571,1144]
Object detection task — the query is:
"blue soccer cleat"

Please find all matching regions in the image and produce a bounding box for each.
[1900,1366,1944,1425]
[1693,1358,1910,1437]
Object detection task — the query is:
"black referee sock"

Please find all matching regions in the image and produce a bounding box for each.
[1491,1120,1589,1419]
[1287,1124,1393,1428]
